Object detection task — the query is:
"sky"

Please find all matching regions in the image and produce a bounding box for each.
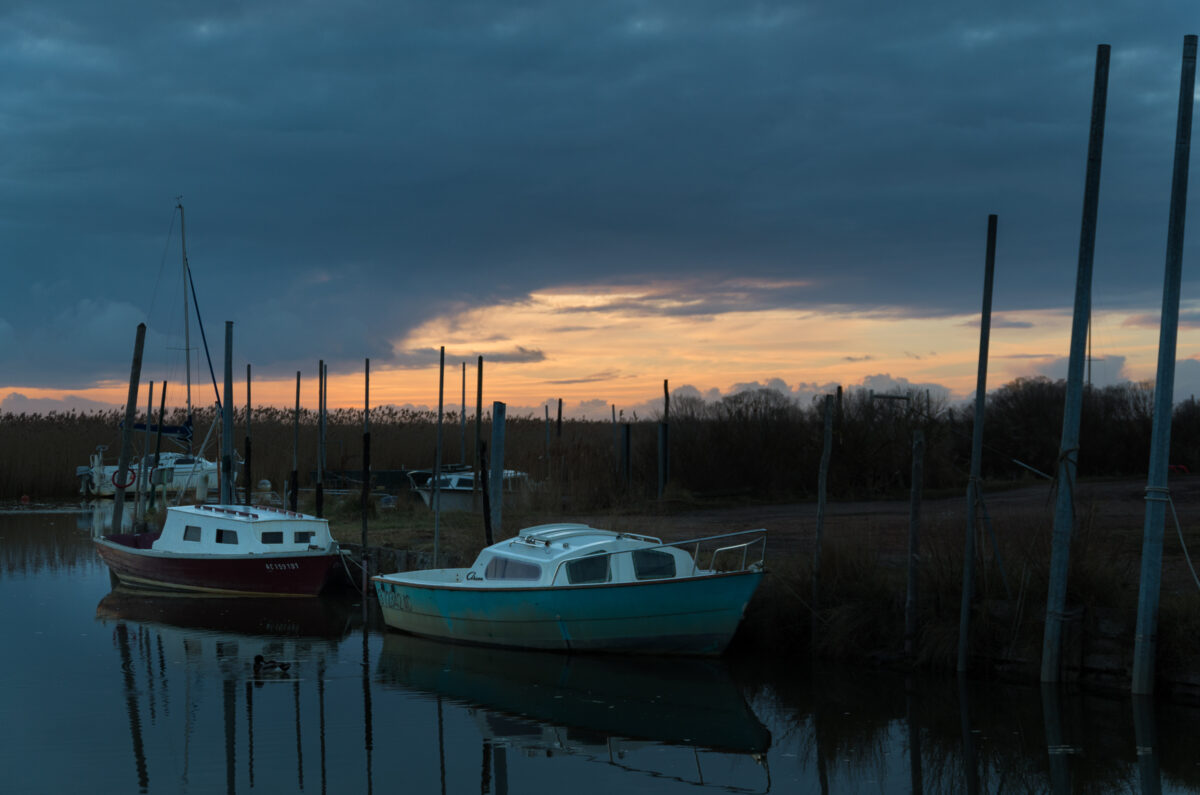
[2,1,1199,420]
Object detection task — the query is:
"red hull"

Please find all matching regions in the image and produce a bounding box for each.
[95,534,340,596]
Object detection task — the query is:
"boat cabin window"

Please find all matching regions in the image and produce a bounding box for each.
[183,525,202,542]
[295,531,314,544]
[261,531,284,544]
[566,553,610,584]
[484,555,542,581]
[216,529,238,545]
[632,549,676,580]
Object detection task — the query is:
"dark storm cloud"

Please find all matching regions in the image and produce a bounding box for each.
[546,371,624,385]
[1,1,1197,388]
[390,345,545,369]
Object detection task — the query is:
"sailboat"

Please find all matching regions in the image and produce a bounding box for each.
[76,202,233,501]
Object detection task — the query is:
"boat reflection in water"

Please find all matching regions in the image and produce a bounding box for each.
[94,587,354,794]
[376,633,772,792]
[78,500,135,537]
[95,586,354,641]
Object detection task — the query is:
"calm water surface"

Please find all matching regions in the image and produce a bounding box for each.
[2,508,1198,794]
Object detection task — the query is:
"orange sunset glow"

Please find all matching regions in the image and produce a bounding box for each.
[7,283,1199,418]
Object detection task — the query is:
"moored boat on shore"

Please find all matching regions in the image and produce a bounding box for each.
[372,523,766,655]
[94,503,344,596]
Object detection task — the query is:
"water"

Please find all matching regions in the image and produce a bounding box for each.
[2,508,1198,794]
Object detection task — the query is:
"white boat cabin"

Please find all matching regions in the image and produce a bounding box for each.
[153,504,336,556]
[442,523,705,588]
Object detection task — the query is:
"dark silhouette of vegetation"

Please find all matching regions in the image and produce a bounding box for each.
[3,376,1198,503]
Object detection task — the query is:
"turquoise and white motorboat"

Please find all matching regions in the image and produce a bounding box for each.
[372,523,766,655]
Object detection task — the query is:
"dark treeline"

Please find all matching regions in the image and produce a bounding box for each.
[4,375,1198,502]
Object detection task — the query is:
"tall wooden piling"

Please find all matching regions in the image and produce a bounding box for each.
[460,362,467,465]
[813,394,833,647]
[362,358,371,589]
[611,405,618,473]
[137,381,154,525]
[316,360,325,518]
[290,371,299,512]
[489,401,507,538]
[244,364,252,504]
[221,321,234,506]
[1043,44,1110,683]
[480,442,494,546]
[433,347,445,567]
[958,213,999,673]
[621,423,632,489]
[663,379,670,483]
[112,324,146,534]
[473,356,483,511]
[906,429,925,659]
[1133,34,1197,696]
[149,382,167,511]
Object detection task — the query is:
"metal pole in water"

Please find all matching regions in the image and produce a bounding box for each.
[112,323,146,535]
[958,214,998,673]
[1133,33,1197,696]
[1042,44,1109,683]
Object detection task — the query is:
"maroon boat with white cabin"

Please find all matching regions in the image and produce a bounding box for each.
[94,503,345,596]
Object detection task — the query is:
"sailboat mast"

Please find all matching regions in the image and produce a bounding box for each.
[178,201,194,453]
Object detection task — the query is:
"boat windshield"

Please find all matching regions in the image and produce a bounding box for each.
[484,556,541,581]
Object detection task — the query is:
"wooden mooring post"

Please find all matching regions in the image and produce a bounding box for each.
[290,371,299,511]
[362,358,371,590]
[473,356,483,512]
[149,381,167,512]
[1042,43,1109,684]
[906,429,925,659]
[433,347,445,567]
[316,359,326,518]
[489,401,507,538]
[112,323,146,535]
[220,321,234,506]
[244,364,252,505]
[958,213,998,673]
[136,381,153,527]
[813,394,833,648]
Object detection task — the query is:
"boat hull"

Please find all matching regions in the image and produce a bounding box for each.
[372,570,763,655]
[95,535,340,596]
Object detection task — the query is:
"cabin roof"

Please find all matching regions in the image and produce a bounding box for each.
[482,523,663,564]
[171,504,324,525]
